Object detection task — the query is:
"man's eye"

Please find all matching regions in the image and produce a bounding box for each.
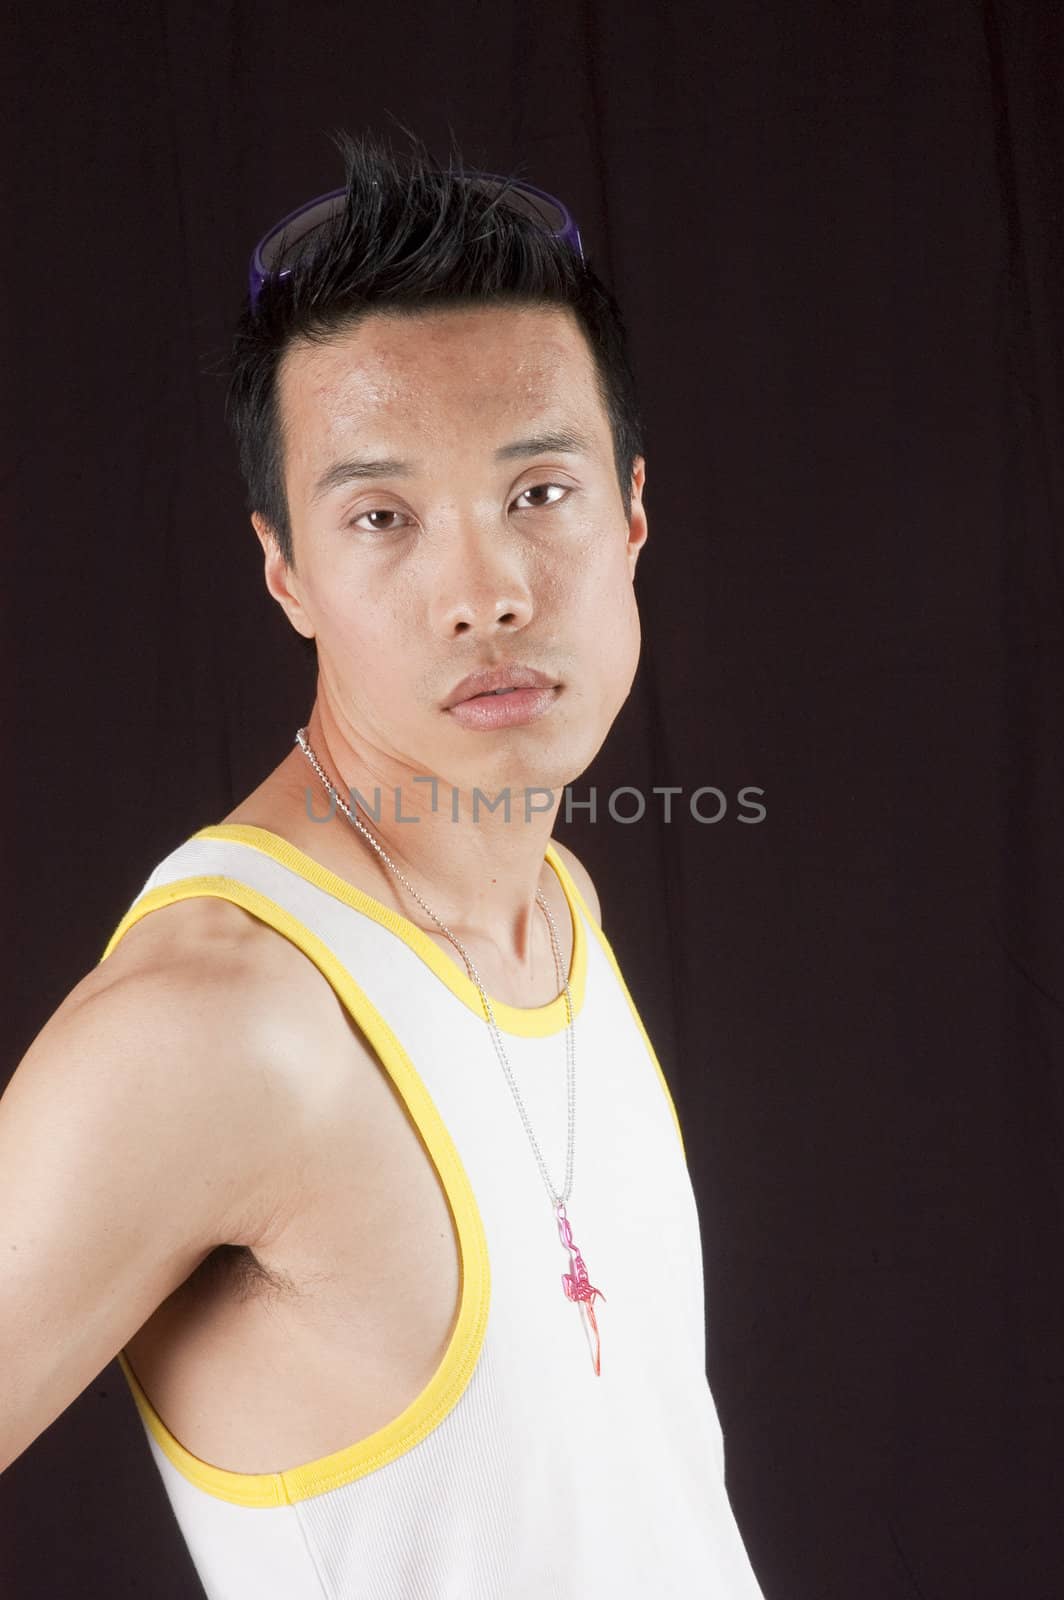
[347,508,408,533]
[515,483,569,510]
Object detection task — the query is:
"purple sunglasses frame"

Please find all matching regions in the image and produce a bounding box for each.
[248,171,585,312]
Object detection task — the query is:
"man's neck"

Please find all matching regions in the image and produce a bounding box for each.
[269,705,563,968]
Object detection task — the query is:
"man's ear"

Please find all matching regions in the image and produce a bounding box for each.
[251,512,316,641]
[626,457,648,578]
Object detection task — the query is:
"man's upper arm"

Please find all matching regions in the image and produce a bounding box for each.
[0,954,298,1475]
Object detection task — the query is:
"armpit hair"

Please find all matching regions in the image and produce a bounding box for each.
[189,1243,303,1304]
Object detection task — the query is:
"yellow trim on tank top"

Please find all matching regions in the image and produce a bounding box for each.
[536,853,688,1164]
[189,822,684,1156]
[186,822,587,1039]
[100,878,491,1508]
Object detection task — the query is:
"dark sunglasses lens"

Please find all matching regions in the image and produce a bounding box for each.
[259,194,347,275]
[259,177,570,292]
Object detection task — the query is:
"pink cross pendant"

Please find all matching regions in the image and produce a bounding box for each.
[555,1202,606,1375]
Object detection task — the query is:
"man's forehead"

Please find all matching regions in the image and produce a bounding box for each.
[277,305,606,481]
[279,303,595,419]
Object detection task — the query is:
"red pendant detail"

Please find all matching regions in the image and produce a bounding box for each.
[555,1202,606,1375]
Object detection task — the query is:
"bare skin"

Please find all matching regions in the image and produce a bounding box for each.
[7,302,648,1474]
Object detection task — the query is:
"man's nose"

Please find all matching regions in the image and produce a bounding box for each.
[427,521,535,640]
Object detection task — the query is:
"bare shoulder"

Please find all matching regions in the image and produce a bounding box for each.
[85,892,313,1022]
[95,890,357,1092]
[549,838,602,928]
[59,898,282,1075]
[24,894,358,1246]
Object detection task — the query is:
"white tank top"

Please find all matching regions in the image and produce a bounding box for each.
[99,823,766,1599]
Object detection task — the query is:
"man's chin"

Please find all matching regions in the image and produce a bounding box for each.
[435,737,598,815]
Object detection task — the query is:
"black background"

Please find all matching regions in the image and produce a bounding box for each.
[5,2,1064,1596]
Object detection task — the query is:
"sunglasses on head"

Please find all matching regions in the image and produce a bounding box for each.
[248,171,585,312]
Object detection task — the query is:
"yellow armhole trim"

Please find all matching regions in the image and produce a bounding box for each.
[185,823,586,1039]
[543,858,688,1165]
[100,877,490,1508]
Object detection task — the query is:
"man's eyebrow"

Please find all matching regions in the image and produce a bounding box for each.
[309,427,595,503]
[494,427,595,462]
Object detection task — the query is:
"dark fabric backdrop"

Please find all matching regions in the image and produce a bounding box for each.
[5,2,1063,1596]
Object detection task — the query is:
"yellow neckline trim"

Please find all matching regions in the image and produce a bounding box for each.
[100,878,490,1508]
[189,822,586,1040]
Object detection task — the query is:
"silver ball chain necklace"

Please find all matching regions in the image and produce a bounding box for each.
[295,726,607,1375]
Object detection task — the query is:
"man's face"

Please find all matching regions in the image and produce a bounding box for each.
[257,302,647,800]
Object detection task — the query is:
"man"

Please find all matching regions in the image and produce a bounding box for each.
[1,130,766,1597]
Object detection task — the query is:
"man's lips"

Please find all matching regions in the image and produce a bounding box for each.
[445,684,561,731]
[442,663,559,709]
